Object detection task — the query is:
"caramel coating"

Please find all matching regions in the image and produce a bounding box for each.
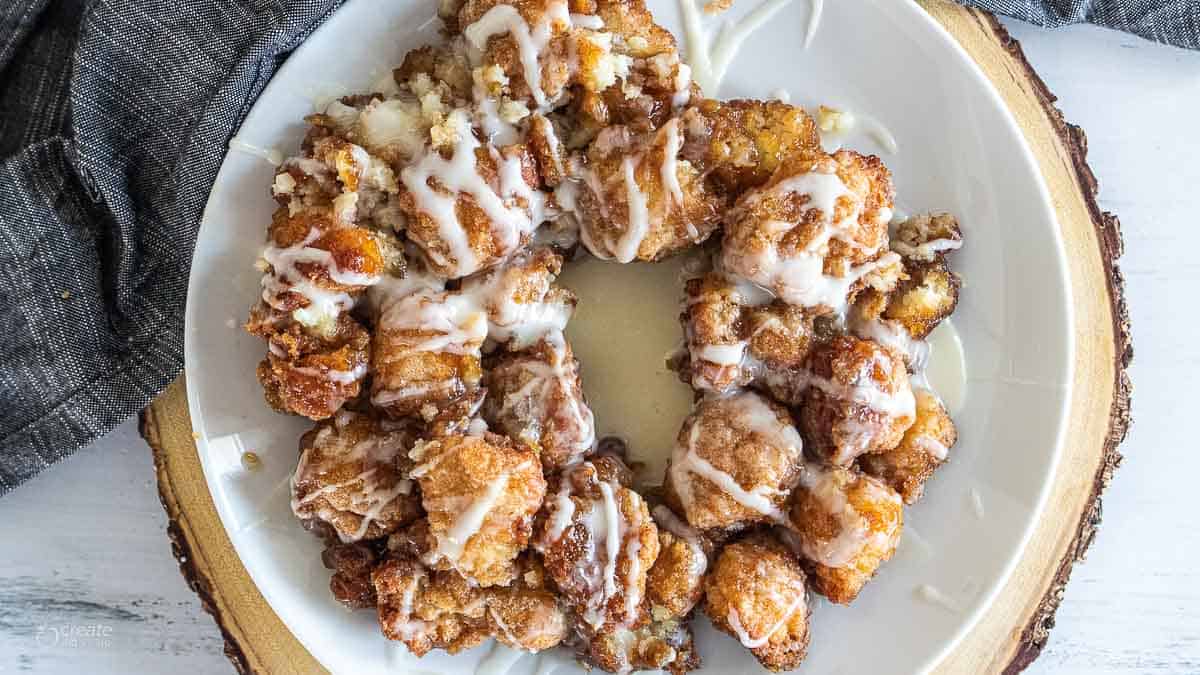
[484,336,596,471]
[664,391,804,532]
[583,617,700,674]
[681,99,822,194]
[373,556,491,656]
[796,335,916,466]
[411,433,547,587]
[323,540,382,609]
[681,272,815,394]
[882,258,961,340]
[291,412,422,542]
[571,118,724,262]
[703,535,811,672]
[485,555,569,651]
[788,464,903,604]
[720,149,899,312]
[646,505,709,619]
[859,388,957,504]
[397,125,542,279]
[536,456,659,631]
[248,305,371,420]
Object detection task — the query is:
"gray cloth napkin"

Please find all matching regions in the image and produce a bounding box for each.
[963,0,1199,49]
[0,0,1194,495]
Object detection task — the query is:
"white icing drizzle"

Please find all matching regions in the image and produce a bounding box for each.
[668,393,799,522]
[723,168,897,312]
[915,433,949,461]
[795,464,900,567]
[660,119,685,210]
[464,1,569,108]
[570,12,605,30]
[803,0,824,49]
[726,589,804,649]
[891,236,963,260]
[677,0,796,95]
[228,137,283,166]
[614,156,650,263]
[769,87,791,103]
[400,110,543,276]
[915,584,961,613]
[969,487,986,519]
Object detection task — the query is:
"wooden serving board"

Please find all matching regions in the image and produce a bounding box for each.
[142,2,1132,672]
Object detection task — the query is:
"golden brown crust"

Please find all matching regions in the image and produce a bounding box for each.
[682,99,821,193]
[859,388,957,504]
[411,434,547,587]
[292,412,422,542]
[703,535,811,671]
[788,464,903,604]
[796,335,916,466]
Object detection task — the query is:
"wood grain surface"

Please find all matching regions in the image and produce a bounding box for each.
[22,4,1134,675]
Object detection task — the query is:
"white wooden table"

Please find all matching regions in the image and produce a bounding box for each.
[1,18,1197,675]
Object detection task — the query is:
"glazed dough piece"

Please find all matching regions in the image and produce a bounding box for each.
[291,411,423,542]
[397,108,546,279]
[458,245,577,349]
[410,432,547,586]
[457,0,577,109]
[485,554,570,652]
[680,99,822,194]
[567,116,724,262]
[788,463,903,604]
[535,456,659,631]
[664,391,804,532]
[859,388,958,504]
[646,505,710,619]
[703,534,811,672]
[247,304,372,420]
[848,220,962,368]
[483,333,596,471]
[373,556,492,656]
[720,149,902,314]
[789,335,916,466]
[247,204,389,418]
[368,269,488,419]
[322,539,383,609]
[680,271,815,394]
[583,615,700,674]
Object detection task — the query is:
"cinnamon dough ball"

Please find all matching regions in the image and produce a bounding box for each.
[703,534,811,672]
[569,116,724,262]
[483,334,596,471]
[859,388,958,504]
[291,411,422,542]
[796,335,916,466]
[373,556,491,656]
[535,456,659,631]
[410,432,546,586]
[720,149,900,313]
[788,463,903,604]
[664,391,804,532]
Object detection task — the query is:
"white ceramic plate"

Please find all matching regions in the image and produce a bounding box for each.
[185,0,1073,673]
